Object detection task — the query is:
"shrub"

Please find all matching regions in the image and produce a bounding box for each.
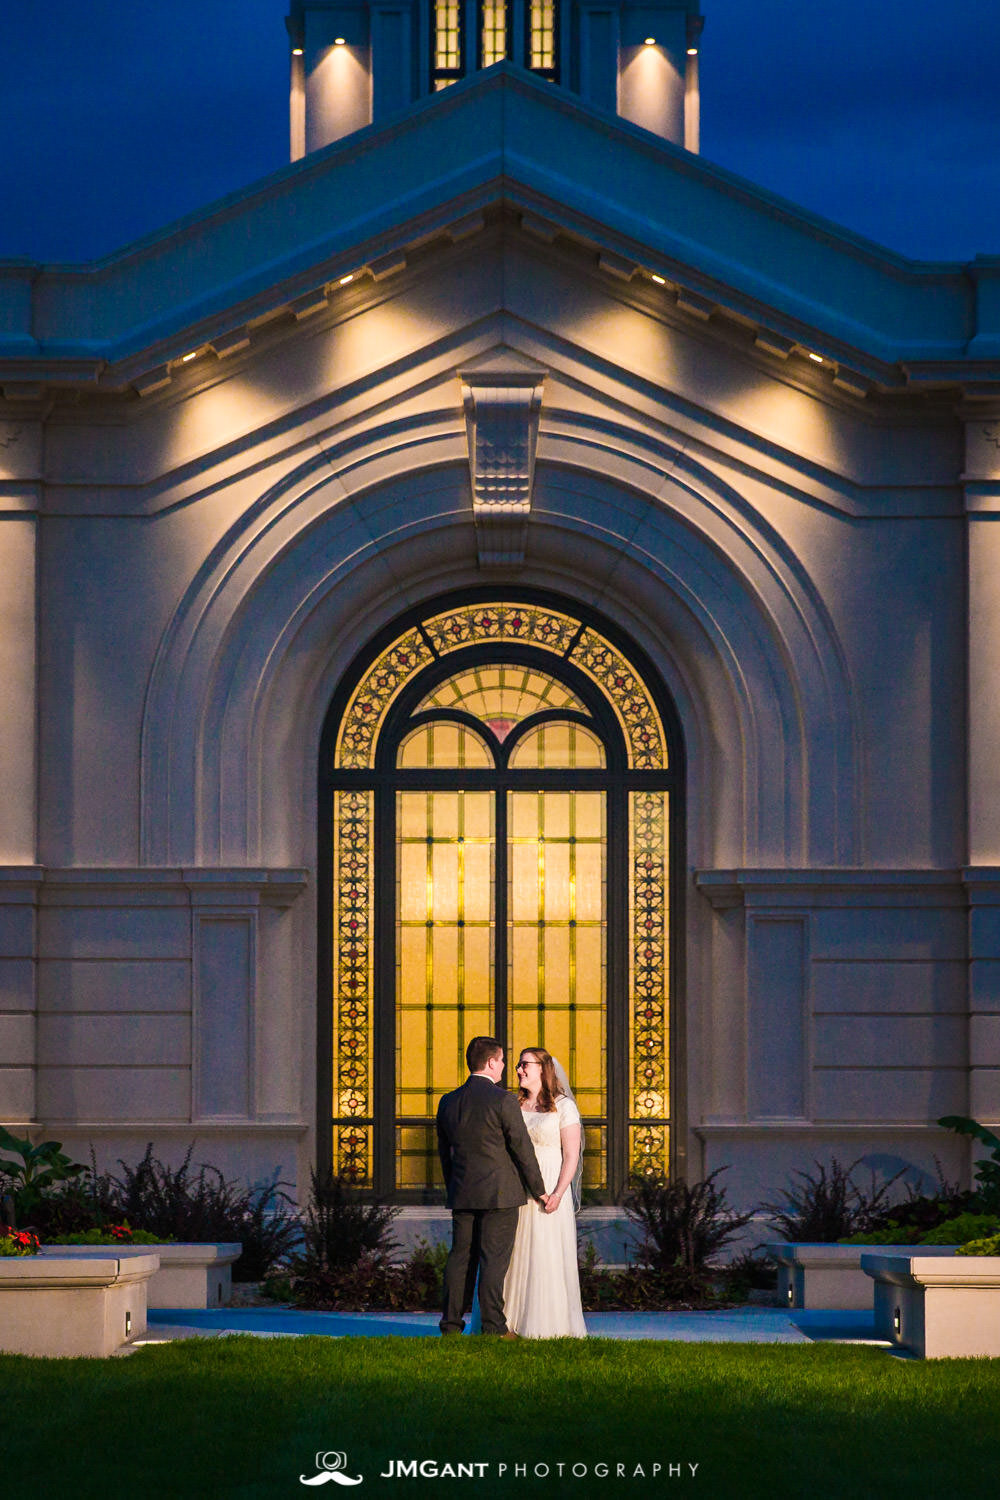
[625,1169,754,1274]
[576,1243,723,1309]
[938,1115,1000,1213]
[290,1250,441,1311]
[919,1212,1000,1246]
[103,1144,300,1281]
[840,1224,922,1245]
[297,1169,399,1276]
[957,1233,1000,1256]
[721,1249,778,1299]
[0,1126,86,1224]
[48,1223,167,1246]
[0,1226,40,1257]
[762,1157,905,1242]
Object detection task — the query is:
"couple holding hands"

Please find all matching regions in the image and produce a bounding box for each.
[436,1035,587,1339]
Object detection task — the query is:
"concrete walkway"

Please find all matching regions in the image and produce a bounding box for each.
[141,1306,887,1347]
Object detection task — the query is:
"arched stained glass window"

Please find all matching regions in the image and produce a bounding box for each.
[320,597,680,1200]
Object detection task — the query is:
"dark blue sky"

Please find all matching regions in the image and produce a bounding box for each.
[2,0,998,264]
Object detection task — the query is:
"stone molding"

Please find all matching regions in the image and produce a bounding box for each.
[461,371,544,567]
[0,866,309,909]
[695,868,967,911]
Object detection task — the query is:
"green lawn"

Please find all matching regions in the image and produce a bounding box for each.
[1,1338,997,1498]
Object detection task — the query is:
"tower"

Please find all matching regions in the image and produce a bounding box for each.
[287,0,702,156]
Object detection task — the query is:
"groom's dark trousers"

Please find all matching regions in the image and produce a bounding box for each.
[437,1074,546,1335]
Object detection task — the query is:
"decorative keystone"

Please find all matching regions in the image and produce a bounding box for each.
[461,372,545,569]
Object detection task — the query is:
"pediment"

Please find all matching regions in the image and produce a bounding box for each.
[1,65,998,408]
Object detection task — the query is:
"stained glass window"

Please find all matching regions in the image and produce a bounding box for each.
[325,599,676,1197]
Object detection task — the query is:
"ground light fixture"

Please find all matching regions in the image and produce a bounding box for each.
[893,1307,901,1334]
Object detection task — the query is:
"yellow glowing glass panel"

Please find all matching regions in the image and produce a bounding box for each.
[331,601,671,1194]
[396,790,494,1191]
[332,789,374,1184]
[417,665,586,734]
[397,722,493,768]
[629,790,669,1178]
[508,791,606,1126]
[336,628,434,769]
[434,0,461,71]
[481,0,508,66]
[529,0,556,71]
[508,721,606,769]
[569,629,666,769]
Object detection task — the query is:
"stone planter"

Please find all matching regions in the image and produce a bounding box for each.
[861,1253,1000,1358]
[39,1242,242,1309]
[767,1242,959,1310]
[0,1253,158,1357]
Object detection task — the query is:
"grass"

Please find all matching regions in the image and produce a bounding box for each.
[1,1338,998,1498]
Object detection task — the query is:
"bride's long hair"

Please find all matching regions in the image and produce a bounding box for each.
[517,1047,563,1112]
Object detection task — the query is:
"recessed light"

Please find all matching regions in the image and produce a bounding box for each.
[291,46,303,56]
[334,36,346,45]
[338,274,355,285]
[650,275,666,286]
[644,37,656,46]
[807,352,824,363]
[180,352,197,363]
[687,47,698,55]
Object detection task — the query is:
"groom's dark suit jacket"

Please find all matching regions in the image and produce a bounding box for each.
[436,1075,546,1210]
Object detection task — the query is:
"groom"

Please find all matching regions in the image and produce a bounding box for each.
[436,1036,547,1336]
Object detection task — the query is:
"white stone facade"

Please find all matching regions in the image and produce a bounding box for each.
[1,62,998,1207]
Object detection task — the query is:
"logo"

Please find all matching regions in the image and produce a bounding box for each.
[300,1452,364,1487]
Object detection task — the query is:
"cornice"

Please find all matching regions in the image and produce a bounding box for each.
[0,67,998,405]
[694,868,967,910]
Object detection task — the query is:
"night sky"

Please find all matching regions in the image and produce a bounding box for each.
[2,0,999,265]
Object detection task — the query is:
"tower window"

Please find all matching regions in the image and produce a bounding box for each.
[480,0,511,68]
[433,0,463,88]
[528,0,557,78]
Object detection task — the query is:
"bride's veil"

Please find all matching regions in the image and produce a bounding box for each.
[550,1056,584,1212]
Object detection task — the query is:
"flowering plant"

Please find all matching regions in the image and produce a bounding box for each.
[0,1225,40,1256]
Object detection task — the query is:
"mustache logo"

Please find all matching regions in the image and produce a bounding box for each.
[300,1452,364,1487]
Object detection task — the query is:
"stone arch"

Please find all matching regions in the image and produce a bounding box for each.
[139,408,860,873]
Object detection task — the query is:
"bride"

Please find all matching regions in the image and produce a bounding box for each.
[502,1047,588,1338]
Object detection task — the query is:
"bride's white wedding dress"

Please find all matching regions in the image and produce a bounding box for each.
[503,1094,587,1338]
